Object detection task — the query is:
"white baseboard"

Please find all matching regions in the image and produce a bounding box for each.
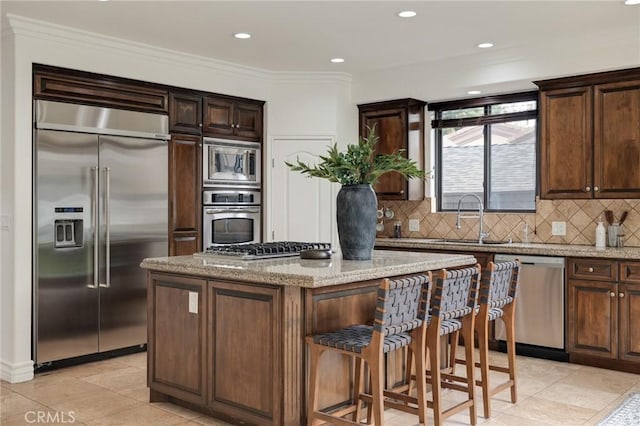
[0,359,34,383]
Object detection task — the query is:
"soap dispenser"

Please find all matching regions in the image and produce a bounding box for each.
[595,216,606,249]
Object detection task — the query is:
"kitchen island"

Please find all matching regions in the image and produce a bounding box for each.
[141,250,476,426]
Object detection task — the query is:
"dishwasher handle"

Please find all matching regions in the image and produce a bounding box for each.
[495,254,565,268]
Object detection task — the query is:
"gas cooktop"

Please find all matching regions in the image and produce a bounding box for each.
[196,241,332,260]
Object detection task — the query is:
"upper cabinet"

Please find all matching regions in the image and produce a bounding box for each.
[34,66,168,114]
[594,80,640,198]
[358,98,426,200]
[203,96,264,142]
[170,93,265,142]
[536,68,640,199]
[169,92,203,135]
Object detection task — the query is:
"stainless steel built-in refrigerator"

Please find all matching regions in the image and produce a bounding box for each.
[34,100,169,365]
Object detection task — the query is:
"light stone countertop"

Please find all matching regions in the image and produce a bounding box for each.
[140,250,477,288]
[375,238,640,260]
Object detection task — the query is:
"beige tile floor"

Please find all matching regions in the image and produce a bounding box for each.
[1,350,639,425]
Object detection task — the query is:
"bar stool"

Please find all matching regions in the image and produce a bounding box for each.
[424,265,481,426]
[306,274,432,426]
[450,259,521,419]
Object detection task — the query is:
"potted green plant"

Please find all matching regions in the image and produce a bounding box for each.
[286,127,427,260]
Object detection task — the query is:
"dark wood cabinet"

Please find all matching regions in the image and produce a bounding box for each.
[169,92,203,135]
[567,278,617,358]
[536,68,640,199]
[147,272,299,425]
[358,99,426,200]
[567,258,640,371]
[594,79,640,198]
[34,67,168,113]
[619,283,640,362]
[208,281,282,425]
[169,134,201,256]
[539,87,592,198]
[203,96,264,142]
[147,273,207,405]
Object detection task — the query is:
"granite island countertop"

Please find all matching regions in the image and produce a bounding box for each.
[375,238,640,259]
[140,250,477,288]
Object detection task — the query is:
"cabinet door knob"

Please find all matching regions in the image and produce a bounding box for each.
[199,123,203,127]
[610,291,616,297]
[619,292,625,298]
[594,186,599,192]
[586,186,591,191]
[588,267,594,272]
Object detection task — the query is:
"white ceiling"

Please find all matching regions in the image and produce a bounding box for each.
[2,0,639,75]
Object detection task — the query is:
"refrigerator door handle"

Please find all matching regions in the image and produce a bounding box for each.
[88,166,99,289]
[100,167,111,289]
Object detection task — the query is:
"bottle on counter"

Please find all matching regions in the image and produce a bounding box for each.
[595,217,606,249]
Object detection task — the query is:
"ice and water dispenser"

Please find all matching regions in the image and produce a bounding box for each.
[53,207,84,248]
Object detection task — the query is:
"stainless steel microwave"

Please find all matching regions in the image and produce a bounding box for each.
[203,137,260,188]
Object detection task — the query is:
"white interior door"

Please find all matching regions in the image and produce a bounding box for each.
[270,137,337,245]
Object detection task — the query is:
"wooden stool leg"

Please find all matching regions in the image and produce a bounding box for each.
[307,344,324,426]
[503,303,518,403]
[413,336,428,425]
[354,357,365,423]
[477,315,491,418]
[428,327,443,426]
[370,354,385,426]
[405,346,414,395]
[449,330,460,375]
[462,317,477,425]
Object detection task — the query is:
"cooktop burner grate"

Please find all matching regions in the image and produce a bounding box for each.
[198,241,332,260]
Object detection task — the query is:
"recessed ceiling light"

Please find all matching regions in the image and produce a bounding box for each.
[330,58,345,63]
[397,11,417,18]
[477,42,494,49]
[625,0,640,5]
[233,33,251,40]
[467,90,481,95]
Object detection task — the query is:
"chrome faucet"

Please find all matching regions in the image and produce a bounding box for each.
[455,193,489,244]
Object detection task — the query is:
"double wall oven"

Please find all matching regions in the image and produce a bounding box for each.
[202,138,262,248]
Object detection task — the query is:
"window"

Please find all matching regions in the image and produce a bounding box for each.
[430,92,537,212]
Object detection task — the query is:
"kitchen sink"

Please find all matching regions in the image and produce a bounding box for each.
[425,238,512,245]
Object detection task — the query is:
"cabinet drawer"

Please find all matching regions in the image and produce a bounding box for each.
[620,262,640,284]
[568,258,617,281]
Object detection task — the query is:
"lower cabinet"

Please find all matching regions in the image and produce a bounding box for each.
[148,272,291,425]
[567,258,640,370]
[147,273,207,405]
[207,281,282,425]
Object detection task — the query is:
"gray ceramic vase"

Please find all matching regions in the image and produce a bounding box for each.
[336,184,377,260]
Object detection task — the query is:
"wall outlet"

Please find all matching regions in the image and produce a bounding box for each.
[188,291,198,314]
[409,219,420,232]
[551,221,566,236]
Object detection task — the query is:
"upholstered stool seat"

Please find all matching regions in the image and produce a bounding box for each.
[312,324,415,354]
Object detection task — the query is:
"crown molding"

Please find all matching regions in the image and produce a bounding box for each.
[5,14,353,86]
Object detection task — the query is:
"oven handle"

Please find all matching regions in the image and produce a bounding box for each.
[204,207,261,214]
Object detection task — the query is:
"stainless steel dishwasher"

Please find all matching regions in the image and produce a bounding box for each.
[494,254,566,351]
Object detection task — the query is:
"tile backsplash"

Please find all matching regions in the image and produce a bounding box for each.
[378,198,640,247]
